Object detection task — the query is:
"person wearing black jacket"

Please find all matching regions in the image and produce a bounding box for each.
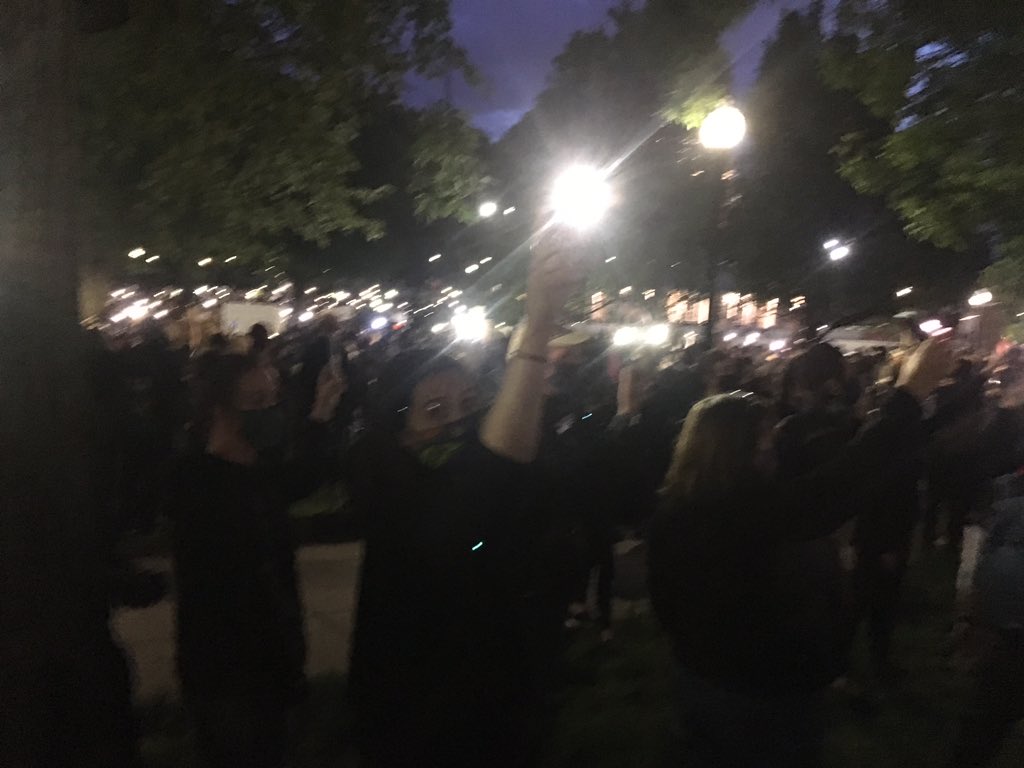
[172,353,342,768]
[347,230,578,767]
[648,340,950,767]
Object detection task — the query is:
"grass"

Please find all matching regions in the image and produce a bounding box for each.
[139,550,1024,767]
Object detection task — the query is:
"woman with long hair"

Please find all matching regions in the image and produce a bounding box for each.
[648,341,950,767]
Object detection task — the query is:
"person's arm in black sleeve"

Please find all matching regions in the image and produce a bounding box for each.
[282,365,347,502]
[978,405,1024,479]
[774,340,951,541]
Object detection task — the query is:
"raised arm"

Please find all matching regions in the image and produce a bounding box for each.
[480,228,578,463]
[776,339,952,540]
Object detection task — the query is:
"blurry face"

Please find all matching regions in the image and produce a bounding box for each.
[401,369,478,448]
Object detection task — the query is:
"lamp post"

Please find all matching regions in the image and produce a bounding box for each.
[821,237,853,320]
[698,105,746,345]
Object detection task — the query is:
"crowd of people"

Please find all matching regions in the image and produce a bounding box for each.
[72,233,1024,767]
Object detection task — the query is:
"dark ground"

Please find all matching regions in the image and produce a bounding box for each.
[137,548,1024,767]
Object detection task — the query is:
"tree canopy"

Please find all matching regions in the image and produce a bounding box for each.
[730,7,977,318]
[823,0,1024,301]
[79,0,486,283]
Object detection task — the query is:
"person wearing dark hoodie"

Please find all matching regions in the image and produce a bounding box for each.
[346,231,577,767]
[648,340,950,767]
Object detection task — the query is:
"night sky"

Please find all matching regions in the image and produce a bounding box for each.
[407,0,816,140]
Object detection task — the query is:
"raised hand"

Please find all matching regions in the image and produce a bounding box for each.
[526,225,582,336]
[897,339,954,403]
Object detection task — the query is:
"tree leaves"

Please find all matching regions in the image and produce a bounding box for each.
[78,0,473,280]
[408,105,490,224]
[825,0,1024,271]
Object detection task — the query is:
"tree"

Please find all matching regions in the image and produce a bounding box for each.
[2,1,144,763]
[78,0,481,284]
[0,1,475,762]
[730,7,976,319]
[824,0,1024,300]
[491,0,754,309]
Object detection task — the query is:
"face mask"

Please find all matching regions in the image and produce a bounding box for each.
[413,415,475,469]
[241,405,288,452]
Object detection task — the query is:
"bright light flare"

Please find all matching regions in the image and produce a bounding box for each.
[829,245,851,261]
[298,311,314,323]
[551,164,612,230]
[278,307,293,318]
[613,327,640,347]
[896,286,913,298]
[128,247,146,259]
[743,332,761,346]
[197,258,212,267]
[723,332,738,342]
[645,324,670,346]
[429,254,442,262]
[465,264,479,274]
[699,106,747,150]
[769,339,786,352]
[370,316,388,331]
[823,239,840,250]
[478,201,498,218]
[919,319,942,334]
[968,290,993,307]
[452,307,488,342]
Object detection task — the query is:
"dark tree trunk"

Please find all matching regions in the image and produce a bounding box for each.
[1,2,135,764]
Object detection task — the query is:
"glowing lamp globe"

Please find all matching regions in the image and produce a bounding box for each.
[698,106,747,150]
[551,164,613,230]
[478,201,498,218]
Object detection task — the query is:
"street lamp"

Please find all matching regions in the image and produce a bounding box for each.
[550,164,612,230]
[478,201,498,218]
[699,105,747,150]
[698,104,746,345]
[822,237,851,262]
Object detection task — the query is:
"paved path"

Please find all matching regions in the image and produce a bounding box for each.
[114,543,364,701]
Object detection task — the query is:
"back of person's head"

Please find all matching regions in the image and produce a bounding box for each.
[662,393,765,504]
[781,342,847,413]
[249,323,269,354]
[208,333,229,353]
